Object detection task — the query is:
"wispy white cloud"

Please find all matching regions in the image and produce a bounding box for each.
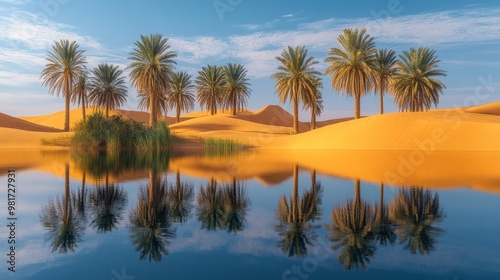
[170,8,500,78]
[0,10,101,50]
[0,71,39,86]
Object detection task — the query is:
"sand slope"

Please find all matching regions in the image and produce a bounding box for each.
[265,103,500,151]
[1,112,62,132]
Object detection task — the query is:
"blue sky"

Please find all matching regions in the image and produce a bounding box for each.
[1,0,500,119]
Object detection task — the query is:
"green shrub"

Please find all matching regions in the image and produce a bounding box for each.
[71,112,171,151]
[203,138,246,156]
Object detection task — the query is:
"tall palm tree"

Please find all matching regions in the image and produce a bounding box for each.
[40,163,85,253]
[221,178,249,233]
[223,63,251,115]
[168,170,194,223]
[196,65,226,115]
[328,180,377,270]
[196,177,225,230]
[41,39,87,131]
[324,28,377,119]
[373,49,397,114]
[128,34,177,125]
[271,46,321,134]
[72,73,90,121]
[88,64,128,118]
[391,47,447,112]
[389,187,444,255]
[276,165,322,257]
[168,71,196,123]
[129,170,175,262]
[303,76,324,130]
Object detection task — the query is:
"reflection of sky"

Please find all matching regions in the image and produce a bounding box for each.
[0,169,499,280]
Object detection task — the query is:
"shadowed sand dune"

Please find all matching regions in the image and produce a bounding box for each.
[1,112,62,132]
[264,103,500,151]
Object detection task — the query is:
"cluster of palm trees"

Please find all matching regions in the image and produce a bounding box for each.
[41,34,252,132]
[273,27,446,133]
[41,29,446,135]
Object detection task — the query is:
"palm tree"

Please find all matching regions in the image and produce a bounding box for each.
[41,39,87,131]
[303,76,324,130]
[40,163,85,253]
[324,28,377,119]
[391,47,447,112]
[221,178,249,233]
[196,65,226,115]
[168,71,196,123]
[128,34,177,125]
[272,46,321,134]
[129,170,175,262]
[196,177,225,230]
[373,49,397,114]
[389,187,444,255]
[328,180,377,270]
[168,170,194,223]
[88,64,128,118]
[223,63,251,115]
[72,73,90,121]
[276,165,322,257]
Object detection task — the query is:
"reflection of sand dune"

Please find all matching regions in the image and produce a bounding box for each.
[168,151,294,185]
[3,149,500,193]
[265,103,500,151]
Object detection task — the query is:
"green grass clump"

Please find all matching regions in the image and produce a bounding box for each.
[40,136,72,146]
[203,138,246,156]
[71,112,171,151]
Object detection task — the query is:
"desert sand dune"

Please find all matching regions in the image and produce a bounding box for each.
[1,112,62,132]
[265,103,500,151]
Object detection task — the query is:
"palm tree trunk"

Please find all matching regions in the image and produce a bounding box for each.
[150,92,156,126]
[232,94,236,115]
[293,96,299,134]
[310,107,316,130]
[379,77,384,115]
[176,105,181,123]
[64,79,70,132]
[355,93,361,119]
[106,103,109,119]
[82,97,86,122]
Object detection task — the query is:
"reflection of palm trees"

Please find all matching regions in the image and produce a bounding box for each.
[129,170,175,262]
[71,169,89,223]
[40,163,85,253]
[276,165,322,257]
[374,183,396,246]
[168,170,194,223]
[197,178,225,230]
[328,179,376,270]
[90,171,127,233]
[221,177,249,233]
[389,187,444,255]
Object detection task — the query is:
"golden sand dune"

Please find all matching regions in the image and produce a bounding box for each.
[265,103,500,151]
[1,112,62,132]
[237,105,309,131]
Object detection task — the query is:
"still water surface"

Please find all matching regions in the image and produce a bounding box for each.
[0,150,499,280]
